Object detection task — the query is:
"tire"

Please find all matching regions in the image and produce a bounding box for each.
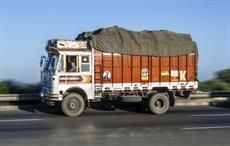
[61,93,85,117]
[168,92,175,106]
[148,93,169,115]
[180,91,191,98]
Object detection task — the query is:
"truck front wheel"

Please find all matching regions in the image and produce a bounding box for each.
[148,93,169,115]
[61,93,85,117]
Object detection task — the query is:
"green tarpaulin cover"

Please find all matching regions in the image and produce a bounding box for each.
[76,26,197,56]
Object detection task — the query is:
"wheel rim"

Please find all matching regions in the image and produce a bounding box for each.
[69,100,78,110]
[67,97,81,113]
[154,98,165,110]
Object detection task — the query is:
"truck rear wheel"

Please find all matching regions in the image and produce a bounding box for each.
[181,91,191,98]
[148,93,169,115]
[61,93,85,117]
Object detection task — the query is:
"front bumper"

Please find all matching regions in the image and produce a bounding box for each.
[40,92,60,106]
[40,92,59,101]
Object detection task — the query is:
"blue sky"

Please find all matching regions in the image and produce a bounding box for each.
[0,0,229,83]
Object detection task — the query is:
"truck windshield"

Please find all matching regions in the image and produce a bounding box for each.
[45,54,58,72]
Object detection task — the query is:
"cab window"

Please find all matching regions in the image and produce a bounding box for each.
[81,55,90,72]
[66,55,79,72]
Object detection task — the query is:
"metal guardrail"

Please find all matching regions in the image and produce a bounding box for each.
[0,92,229,102]
[190,91,230,98]
[0,94,40,102]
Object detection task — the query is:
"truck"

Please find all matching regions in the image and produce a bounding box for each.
[40,26,198,117]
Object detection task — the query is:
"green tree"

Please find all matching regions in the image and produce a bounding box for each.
[216,68,230,83]
[0,82,10,94]
[0,80,41,94]
[199,79,229,91]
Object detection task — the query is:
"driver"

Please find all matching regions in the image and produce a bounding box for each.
[69,61,76,72]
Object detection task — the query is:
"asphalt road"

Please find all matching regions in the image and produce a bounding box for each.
[0,104,230,146]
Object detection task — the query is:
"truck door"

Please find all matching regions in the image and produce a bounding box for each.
[79,54,94,99]
[57,53,94,100]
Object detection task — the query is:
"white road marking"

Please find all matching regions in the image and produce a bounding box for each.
[182,126,230,130]
[0,119,43,122]
[188,113,230,117]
